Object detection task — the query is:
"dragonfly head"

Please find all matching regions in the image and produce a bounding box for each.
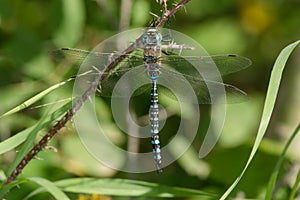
[142,28,162,45]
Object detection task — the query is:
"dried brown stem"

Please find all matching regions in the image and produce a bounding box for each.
[154,0,191,27]
[4,0,192,185]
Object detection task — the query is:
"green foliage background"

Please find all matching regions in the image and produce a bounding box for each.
[0,0,299,199]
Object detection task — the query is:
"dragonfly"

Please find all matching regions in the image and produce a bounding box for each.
[52,28,251,172]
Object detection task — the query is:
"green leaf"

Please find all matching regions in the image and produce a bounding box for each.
[289,167,300,200]
[0,178,27,198]
[53,178,215,198]
[0,78,73,118]
[26,177,69,200]
[0,127,31,155]
[220,40,300,200]
[0,102,71,156]
[265,123,300,200]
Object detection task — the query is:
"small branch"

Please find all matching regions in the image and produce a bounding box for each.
[160,0,168,14]
[154,0,192,27]
[4,0,192,185]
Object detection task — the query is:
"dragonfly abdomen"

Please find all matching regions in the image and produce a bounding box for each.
[149,80,162,172]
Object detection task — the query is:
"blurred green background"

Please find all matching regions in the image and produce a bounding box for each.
[0,0,299,199]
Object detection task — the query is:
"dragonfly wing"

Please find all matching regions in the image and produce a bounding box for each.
[51,47,144,71]
[51,48,111,69]
[99,65,151,97]
[53,48,249,103]
[161,54,251,79]
[158,66,248,104]
[52,47,151,97]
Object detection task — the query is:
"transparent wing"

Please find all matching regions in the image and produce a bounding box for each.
[52,48,250,103]
[52,47,150,97]
[158,54,251,103]
[98,64,248,104]
[157,66,247,104]
[52,48,250,76]
[51,47,144,70]
[160,54,251,78]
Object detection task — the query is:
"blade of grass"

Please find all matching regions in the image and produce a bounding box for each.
[25,177,70,200]
[220,40,300,200]
[0,178,27,197]
[28,178,216,198]
[265,123,300,200]
[0,78,73,118]
[0,127,33,155]
[0,102,71,155]
[289,168,300,200]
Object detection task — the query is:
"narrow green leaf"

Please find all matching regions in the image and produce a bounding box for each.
[0,101,71,155]
[265,123,300,200]
[0,178,27,198]
[52,178,215,198]
[0,127,31,155]
[289,168,300,200]
[26,177,69,200]
[220,40,300,200]
[0,78,73,118]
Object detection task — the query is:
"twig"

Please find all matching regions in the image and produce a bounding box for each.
[160,0,168,14]
[154,0,191,27]
[4,0,192,185]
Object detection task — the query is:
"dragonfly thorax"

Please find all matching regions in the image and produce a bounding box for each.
[142,28,162,45]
